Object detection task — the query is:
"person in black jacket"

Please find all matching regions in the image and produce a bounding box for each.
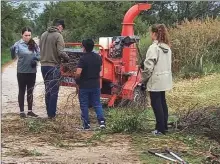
[75,39,105,130]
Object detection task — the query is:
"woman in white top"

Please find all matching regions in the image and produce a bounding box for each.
[141,24,172,135]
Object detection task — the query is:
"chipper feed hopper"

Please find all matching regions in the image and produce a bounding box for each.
[60,3,152,107]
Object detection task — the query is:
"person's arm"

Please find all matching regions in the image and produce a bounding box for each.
[74,56,84,79]
[33,44,40,61]
[75,68,82,79]
[10,46,16,60]
[12,41,20,60]
[141,46,158,84]
[36,45,40,60]
[99,55,102,72]
[57,34,69,62]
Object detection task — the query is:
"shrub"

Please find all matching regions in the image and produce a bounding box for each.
[106,108,148,133]
[139,18,220,77]
[170,18,220,77]
[177,107,220,143]
[138,32,152,63]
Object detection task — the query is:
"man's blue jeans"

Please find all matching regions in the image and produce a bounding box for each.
[41,66,60,117]
[79,88,105,128]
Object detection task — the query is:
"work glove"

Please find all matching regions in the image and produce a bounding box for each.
[60,52,70,63]
[138,60,144,70]
[32,56,39,61]
[138,83,146,91]
[30,56,39,68]
[30,60,37,68]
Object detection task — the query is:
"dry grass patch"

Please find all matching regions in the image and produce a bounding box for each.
[167,73,220,112]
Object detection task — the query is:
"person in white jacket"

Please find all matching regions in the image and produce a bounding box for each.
[141,24,172,135]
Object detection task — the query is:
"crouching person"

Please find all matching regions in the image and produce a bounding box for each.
[75,39,106,130]
[141,24,172,135]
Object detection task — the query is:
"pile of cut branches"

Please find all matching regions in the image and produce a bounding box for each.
[176,106,220,143]
[61,51,83,75]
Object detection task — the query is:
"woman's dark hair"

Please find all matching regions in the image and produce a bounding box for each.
[21,27,32,35]
[28,38,37,52]
[151,24,170,46]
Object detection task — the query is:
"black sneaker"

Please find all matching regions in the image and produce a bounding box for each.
[99,121,106,129]
[20,113,26,118]
[48,116,56,120]
[27,111,38,117]
[84,124,91,130]
[76,124,91,131]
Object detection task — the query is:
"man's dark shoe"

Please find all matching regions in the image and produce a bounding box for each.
[84,124,91,130]
[27,111,38,117]
[76,124,91,131]
[48,116,56,120]
[20,113,26,118]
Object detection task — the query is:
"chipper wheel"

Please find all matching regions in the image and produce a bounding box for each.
[115,86,148,109]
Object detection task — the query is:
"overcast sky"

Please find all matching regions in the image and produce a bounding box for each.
[36,1,50,15]
[11,1,51,15]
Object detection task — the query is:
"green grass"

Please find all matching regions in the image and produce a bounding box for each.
[1,48,12,66]
[105,107,220,163]
[104,73,220,163]
[135,74,220,163]
[132,132,220,164]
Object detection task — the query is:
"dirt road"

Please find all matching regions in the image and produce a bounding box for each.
[1,61,140,163]
[2,60,45,115]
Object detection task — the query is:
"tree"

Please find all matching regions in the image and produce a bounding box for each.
[34,1,148,41]
[1,1,39,48]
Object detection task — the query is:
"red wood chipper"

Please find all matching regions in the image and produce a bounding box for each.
[60,3,151,107]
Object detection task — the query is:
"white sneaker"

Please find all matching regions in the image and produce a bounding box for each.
[99,121,106,129]
[151,130,164,136]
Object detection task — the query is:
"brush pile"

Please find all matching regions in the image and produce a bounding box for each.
[177,106,220,143]
[61,50,84,75]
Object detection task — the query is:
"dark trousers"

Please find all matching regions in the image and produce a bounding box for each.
[79,88,105,128]
[17,73,36,112]
[150,91,168,134]
[41,66,60,117]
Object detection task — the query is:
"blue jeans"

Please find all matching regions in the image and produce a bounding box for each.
[41,66,61,117]
[79,88,105,128]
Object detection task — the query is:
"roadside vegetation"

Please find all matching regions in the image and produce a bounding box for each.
[1,1,220,163]
[1,49,11,66]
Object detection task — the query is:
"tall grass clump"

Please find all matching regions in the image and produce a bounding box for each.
[138,32,152,61]
[106,108,149,133]
[139,18,220,78]
[170,18,220,78]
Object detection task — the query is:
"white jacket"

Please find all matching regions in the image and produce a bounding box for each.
[141,40,172,91]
